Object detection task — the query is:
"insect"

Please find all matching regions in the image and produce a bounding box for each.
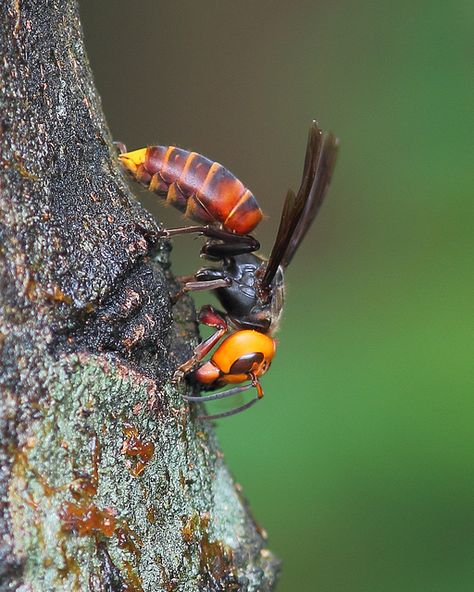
[119,121,339,419]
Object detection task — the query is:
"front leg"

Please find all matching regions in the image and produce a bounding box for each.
[174,305,228,380]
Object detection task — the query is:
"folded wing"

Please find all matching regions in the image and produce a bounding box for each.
[261,121,339,291]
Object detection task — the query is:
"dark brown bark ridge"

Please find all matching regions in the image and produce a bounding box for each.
[0,1,279,590]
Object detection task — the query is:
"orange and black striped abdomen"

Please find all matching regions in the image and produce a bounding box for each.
[119,145,263,234]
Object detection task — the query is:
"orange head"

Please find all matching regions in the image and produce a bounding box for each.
[194,330,276,391]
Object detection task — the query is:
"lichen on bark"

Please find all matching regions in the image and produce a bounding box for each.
[0,1,279,590]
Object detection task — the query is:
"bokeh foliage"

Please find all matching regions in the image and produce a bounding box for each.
[80,1,473,590]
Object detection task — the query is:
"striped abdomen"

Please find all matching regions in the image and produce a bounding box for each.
[119,145,262,234]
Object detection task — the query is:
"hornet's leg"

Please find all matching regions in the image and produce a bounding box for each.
[156,225,260,257]
[113,141,127,155]
[171,277,231,305]
[174,305,228,379]
[200,239,258,259]
[175,273,196,285]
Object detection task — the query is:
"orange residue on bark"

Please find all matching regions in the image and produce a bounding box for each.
[121,423,154,477]
[59,501,117,537]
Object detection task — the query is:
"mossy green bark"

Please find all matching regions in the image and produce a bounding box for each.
[0,1,279,590]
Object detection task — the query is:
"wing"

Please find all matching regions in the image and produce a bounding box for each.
[282,124,339,267]
[260,122,339,290]
[259,188,301,291]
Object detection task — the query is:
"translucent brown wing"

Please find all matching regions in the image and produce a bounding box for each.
[260,188,301,291]
[282,125,339,267]
[261,122,339,289]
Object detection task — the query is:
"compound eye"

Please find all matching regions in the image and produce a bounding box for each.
[229,352,264,375]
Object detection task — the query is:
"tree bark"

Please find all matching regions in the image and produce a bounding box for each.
[0,2,279,590]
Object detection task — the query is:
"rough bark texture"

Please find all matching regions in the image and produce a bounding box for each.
[0,2,279,590]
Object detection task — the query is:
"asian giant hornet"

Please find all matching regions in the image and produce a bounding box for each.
[119,122,338,419]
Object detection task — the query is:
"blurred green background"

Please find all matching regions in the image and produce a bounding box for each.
[80,1,473,590]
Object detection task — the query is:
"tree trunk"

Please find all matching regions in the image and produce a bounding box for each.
[0,2,279,590]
